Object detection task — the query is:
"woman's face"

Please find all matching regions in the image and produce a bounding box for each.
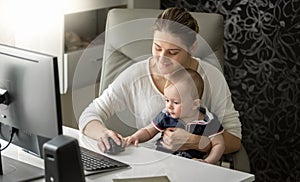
[152,31,191,75]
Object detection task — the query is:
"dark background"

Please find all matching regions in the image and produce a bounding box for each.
[161,0,300,181]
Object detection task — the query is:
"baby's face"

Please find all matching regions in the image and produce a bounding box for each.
[164,84,195,119]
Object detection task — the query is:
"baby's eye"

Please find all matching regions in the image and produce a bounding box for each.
[174,101,180,105]
[165,99,170,102]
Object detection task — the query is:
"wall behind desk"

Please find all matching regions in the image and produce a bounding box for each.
[161,1,300,181]
[61,83,99,129]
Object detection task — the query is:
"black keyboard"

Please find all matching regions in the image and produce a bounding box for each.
[80,147,130,176]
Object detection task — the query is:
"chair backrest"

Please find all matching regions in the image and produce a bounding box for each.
[99,8,224,135]
[100,8,224,94]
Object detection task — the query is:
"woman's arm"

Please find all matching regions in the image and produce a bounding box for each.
[161,128,211,152]
[222,131,241,154]
[162,128,241,154]
[83,120,109,140]
[79,64,140,150]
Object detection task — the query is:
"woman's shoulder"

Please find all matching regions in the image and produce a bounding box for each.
[195,58,227,83]
[122,59,149,74]
[113,58,150,86]
[195,58,223,75]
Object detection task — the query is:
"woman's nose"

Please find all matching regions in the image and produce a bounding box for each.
[158,51,167,60]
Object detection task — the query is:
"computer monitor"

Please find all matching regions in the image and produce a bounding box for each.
[0,44,63,181]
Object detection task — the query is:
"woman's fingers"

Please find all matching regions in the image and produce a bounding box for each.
[96,130,123,152]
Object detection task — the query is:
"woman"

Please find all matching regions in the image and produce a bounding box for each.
[79,7,241,154]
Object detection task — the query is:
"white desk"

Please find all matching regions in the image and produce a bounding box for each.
[1,126,255,182]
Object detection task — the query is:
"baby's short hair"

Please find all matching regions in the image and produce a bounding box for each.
[165,68,204,99]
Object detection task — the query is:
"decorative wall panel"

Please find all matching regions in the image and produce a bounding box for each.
[162,0,300,181]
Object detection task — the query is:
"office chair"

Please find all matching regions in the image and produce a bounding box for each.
[99,8,250,173]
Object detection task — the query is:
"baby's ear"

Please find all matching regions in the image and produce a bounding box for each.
[192,99,201,110]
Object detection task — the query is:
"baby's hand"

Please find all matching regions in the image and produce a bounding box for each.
[192,158,208,163]
[124,136,139,147]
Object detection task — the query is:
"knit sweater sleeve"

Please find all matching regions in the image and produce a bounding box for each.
[199,60,242,139]
[78,59,165,132]
[79,61,144,131]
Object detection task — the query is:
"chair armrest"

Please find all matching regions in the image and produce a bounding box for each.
[220,144,251,173]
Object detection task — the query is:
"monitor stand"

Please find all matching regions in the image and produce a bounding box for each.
[0,154,44,182]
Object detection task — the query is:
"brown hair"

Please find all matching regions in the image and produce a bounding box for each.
[153,7,199,48]
[165,68,204,99]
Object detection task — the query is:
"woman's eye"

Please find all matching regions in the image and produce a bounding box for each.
[155,47,162,51]
[169,51,178,55]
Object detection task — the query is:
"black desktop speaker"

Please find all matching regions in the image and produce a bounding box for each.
[43,135,85,182]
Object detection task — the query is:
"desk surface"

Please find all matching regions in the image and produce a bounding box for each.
[1,126,255,182]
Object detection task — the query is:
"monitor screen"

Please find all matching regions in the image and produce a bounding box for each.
[0,44,63,180]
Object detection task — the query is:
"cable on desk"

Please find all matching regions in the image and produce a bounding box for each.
[0,127,18,151]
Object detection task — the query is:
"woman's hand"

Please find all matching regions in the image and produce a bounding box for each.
[96,129,124,153]
[161,128,211,152]
[83,120,124,152]
[161,128,191,151]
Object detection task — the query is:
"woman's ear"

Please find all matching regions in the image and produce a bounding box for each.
[192,99,201,110]
[189,41,198,55]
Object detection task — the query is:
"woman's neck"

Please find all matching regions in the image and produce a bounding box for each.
[149,57,198,94]
[149,58,166,94]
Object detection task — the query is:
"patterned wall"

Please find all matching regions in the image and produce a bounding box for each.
[161,0,300,181]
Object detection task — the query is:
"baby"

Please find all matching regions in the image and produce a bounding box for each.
[125,68,225,164]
